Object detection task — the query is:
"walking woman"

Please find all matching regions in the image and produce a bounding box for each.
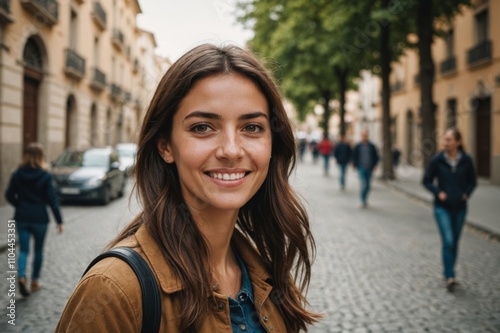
[5,143,64,296]
[422,128,477,291]
[57,44,322,332]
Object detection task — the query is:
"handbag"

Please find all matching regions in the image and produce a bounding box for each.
[83,247,162,333]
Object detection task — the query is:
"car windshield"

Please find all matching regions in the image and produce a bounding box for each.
[116,148,135,158]
[54,150,109,168]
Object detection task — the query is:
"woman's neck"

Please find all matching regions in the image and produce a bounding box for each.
[192,207,239,273]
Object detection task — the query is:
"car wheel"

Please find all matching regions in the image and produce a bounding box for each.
[100,186,111,205]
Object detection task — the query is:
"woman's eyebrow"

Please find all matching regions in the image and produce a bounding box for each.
[184,111,221,121]
[239,112,269,120]
[184,111,269,121]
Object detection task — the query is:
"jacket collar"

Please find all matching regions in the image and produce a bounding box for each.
[134,225,272,295]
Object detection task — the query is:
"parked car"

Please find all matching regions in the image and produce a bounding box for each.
[51,147,126,205]
[115,143,137,176]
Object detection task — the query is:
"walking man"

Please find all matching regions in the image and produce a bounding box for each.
[352,129,379,208]
[333,135,352,190]
[318,134,334,176]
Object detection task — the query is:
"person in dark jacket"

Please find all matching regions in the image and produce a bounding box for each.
[5,143,63,296]
[422,128,476,291]
[352,130,379,207]
[334,135,352,190]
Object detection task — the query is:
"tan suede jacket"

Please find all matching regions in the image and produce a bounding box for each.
[56,225,287,332]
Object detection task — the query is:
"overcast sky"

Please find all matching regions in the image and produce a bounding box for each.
[137,0,253,62]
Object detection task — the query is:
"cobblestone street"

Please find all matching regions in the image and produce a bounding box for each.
[1,159,499,332]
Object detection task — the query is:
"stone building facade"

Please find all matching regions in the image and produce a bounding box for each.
[388,0,499,183]
[0,0,166,204]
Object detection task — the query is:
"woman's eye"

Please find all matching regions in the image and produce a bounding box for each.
[244,124,264,133]
[190,124,212,133]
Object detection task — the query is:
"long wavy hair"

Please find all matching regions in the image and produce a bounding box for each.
[109,44,321,331]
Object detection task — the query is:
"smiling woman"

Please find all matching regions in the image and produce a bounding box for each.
[56,44,322,333]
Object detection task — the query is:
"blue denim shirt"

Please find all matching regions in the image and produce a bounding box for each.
[229,246,267,333]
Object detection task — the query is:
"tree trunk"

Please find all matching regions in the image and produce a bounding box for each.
[321,90,332,135]
[418,0,436,169]
[336,67,348,136]
[380,0,394,180]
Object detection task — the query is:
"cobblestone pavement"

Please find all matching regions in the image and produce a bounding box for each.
[1,160,499,332]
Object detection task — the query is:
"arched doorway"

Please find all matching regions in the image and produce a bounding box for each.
[90,103,98,146]
[22,37,44,150]
[474,96,491,177]
[65,95,77,148]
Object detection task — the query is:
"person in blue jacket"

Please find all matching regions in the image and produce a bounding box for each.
[352,130,379,207]
[333,135,352,190]
[5,143,64,296]
[422,128,476,292]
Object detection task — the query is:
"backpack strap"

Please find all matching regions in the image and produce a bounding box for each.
[83,247,161,333]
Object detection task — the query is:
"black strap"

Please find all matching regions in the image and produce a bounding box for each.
[83,247,162,333]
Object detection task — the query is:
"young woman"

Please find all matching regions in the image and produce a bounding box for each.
[422,128,477,291]
[5,143,64,296]
[57,44,321,332]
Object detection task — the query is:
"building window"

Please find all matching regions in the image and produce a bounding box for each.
[445,29,454,57]
[69,9,78,49]
[446,98,457,129]
[475,10,488,43]
[94,36,99,65]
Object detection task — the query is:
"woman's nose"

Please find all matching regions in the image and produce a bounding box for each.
[215,131,243,160]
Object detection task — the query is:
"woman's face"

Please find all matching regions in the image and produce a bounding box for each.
[158,73,272,212]
[443,130,460,153]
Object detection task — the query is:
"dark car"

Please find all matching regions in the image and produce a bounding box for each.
[51,147,126,205]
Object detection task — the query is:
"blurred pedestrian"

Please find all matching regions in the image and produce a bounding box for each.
[310,139,319,164]
[298,137,307,162]
[318,134,334,176]
[334,135,352,190]
[352,129,379,208]
[5,143,64,297]
[422,128,476,292]
[392,145,401,168]
[57,44,321,332]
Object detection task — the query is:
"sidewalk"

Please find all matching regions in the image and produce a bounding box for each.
[384,164,500,238]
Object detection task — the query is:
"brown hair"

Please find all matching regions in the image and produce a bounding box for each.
[21,142,46,169]
[447,127,464,151]
[109,44,321,331]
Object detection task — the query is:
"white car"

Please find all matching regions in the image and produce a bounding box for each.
[115,143,137,176]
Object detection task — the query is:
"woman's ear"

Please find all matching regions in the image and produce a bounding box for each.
[157,137,175,163]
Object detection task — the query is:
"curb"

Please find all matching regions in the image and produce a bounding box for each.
[383,180,500,242]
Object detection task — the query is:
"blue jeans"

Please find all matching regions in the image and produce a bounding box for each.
[357,167,373,204]
[434,206,467,279]
[338,163,348,187]
[322,154,330,174]
[17,222,48,280]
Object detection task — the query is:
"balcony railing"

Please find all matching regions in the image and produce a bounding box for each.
[440,56,456,74]
[91,1,106,30]
[390,80,404,93]
[467,40,492,67]
[90,67,106,91]
[110,83,122,102]
[64,48,86,80]
[111,28,125,51]
[0,0,13,24]
[20,0,58,26]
